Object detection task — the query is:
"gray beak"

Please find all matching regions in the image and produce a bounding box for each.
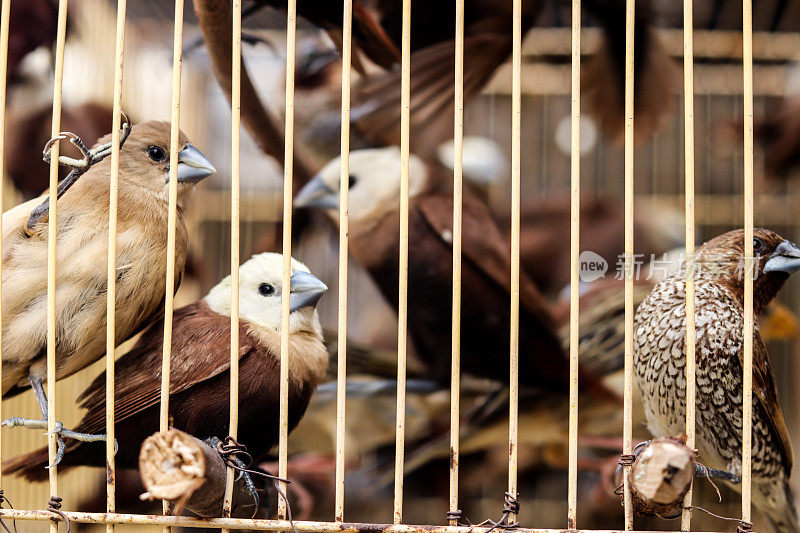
[294,174,338,209]
[764,240,800,274]
[176,144,216,183]
[289,270,328,312]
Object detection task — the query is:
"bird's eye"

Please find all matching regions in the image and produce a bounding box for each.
[258,283,275,296]
[348,174,357,188]
[753,237,765,254]
[147,146,166,162]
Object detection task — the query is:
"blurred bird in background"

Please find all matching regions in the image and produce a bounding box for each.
[294,147,611,395]
[0,121,216,463]
[5,253,329,487]
[635,229,800,532]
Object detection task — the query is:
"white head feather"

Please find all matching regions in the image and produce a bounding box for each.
[204,252,324,336]
[310,146,429,223]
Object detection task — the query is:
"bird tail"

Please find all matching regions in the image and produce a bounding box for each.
[4,444,80,482]
[755,476,800,533]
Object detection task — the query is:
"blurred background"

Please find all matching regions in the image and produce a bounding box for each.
[4,0,800,530]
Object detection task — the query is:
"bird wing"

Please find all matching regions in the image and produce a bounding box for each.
[352,33,514,158]
[74,301,261,436]
[415,192,557,330]
[751,334,794,472]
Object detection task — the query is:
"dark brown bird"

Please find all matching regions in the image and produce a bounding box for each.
[1,121,216,462]
[294,146,600,393]
[5,102,116,199]
[350,0,676,156]
[634,228,800,532]
[5,253,329,481]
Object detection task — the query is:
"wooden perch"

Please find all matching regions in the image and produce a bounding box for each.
[626,436,696,518]
[138,429,259,518]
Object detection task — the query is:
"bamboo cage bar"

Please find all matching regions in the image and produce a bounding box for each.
[279,0,298,520]
[0,509,728,532]
[508,0,522,525]
[223,0,242,523]
[741,0,754,524]
[621,0,634,529]
[161,0,185,526]
[450,0,464,526]
[681,0,697,530]
[47,3,68,528]
[567,0,580,528]
[0,0,11,487]
[335,0,353,523]
[394,0,411,524]
[105,0,128,528]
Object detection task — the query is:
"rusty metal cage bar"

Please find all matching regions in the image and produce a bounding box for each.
[394,0,411,524]
[161,2,185,529]
[279,0,298,520]
[621,0,635,529]
[223,0,243,523]
[449,0,464,526]
[741,0,755,524]
[508,0,522,525]
[105,0,128,528]
[681,0,697,530]
[335,0,353,523]
[46,4,68,531]
[567,0,580,528]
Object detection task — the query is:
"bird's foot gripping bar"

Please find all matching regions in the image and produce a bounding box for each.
[1,417,110,468]
[26,112,133,235]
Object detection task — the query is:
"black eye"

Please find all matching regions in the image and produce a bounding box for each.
[147,146,166,162]
[258,283,275,296]
[348,174,357,188]
[753,237,765,254]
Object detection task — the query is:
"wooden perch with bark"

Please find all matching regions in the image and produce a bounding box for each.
[138,429,261,518]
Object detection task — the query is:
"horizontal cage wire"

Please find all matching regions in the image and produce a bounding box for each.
[0,0,796,532]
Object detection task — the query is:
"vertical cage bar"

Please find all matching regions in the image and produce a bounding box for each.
[449,0,464,526]
[335,0,353,522]
[0,0,11,487]
[622,0,635,529]
[106,0,127,527]
[46,2,69,525]
[508,0,521,524]
[681,0,696,530]
[393,0,411,524]
[279,0,298,519]
[567,0,580,528]
[741,0,754,524]
[222,0,242,523]
[161,0,185,527]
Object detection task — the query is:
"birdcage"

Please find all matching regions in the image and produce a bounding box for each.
[0,0,794,532]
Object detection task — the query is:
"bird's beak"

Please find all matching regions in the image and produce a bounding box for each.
[764,240,800,274]
[176,144,216,183]
[289,270,328,312]
[294,174,338,209]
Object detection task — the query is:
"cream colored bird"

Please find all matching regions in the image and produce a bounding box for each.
[0,120,216,464]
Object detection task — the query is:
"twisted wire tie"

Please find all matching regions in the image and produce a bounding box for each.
[216,436,297,532]
[47,496,70,533]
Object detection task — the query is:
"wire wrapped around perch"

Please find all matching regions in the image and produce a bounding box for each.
[138,429,259,518]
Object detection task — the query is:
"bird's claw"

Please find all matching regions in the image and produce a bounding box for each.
[2,416,109,468]
[42,111,132,169]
